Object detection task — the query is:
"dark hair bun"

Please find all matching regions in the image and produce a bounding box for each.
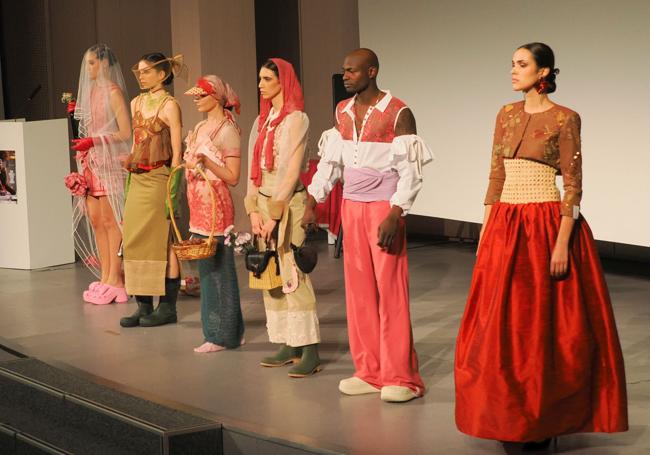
[544,68,559,94]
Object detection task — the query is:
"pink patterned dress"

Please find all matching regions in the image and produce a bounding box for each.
[82,84,118,196]
[184,118,240,236]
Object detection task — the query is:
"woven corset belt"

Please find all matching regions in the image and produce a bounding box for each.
[500,158,560,204]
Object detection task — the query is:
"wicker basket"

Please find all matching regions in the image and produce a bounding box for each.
[167,164,217,261]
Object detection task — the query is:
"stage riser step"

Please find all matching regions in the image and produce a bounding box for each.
[0,355,340,455]
[0,373,162,454]
[0,423,71,454]
[0,359,221,454]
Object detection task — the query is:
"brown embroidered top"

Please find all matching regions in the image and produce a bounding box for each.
[126,94,177,171]
[484,100,582,218]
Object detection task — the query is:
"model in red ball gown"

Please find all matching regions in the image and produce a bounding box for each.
[455,42,628,449]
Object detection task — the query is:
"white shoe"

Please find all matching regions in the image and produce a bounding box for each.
[338,377,380,395]
[380,385,420,403]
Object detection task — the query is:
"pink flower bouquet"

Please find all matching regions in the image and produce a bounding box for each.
[64,172,88,197]
[223,225,255,254]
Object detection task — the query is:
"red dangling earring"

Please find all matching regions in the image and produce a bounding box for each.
[536,78,548,94]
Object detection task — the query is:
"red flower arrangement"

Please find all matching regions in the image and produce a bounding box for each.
[64,172,88,197]
[61,92,76,114]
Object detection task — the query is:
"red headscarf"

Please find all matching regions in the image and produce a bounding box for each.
[196,76,241,115]
[194,75,242,133]
[250,58,304,187]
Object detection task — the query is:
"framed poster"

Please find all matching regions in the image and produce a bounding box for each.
[0,150,17,202]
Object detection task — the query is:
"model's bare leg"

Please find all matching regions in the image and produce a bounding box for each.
[86,196,109,283]
[98,196,123,287]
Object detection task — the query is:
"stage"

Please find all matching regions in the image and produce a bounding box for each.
[0,240,648,454]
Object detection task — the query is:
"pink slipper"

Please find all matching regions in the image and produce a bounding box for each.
[112,286,129,303]
[87,285,129,305]
[83,283,108,302]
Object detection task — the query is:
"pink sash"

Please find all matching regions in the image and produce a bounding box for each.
[343,167,398,202]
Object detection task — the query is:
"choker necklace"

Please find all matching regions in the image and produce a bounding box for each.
[143,89,166,111]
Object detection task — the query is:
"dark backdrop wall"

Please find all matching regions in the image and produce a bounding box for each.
[254,0,301,83]
[1,0,53,121]
[0,0,172,122]
[0,51,4,118]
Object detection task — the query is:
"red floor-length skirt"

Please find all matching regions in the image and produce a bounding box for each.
[455,201,628,442]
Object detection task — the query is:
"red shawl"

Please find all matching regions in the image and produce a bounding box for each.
[250,58,304,187]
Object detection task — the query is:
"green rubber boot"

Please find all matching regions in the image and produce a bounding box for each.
[119,296,153,328]
[139,278,180,327]
[260,344,302,367]
[288,344,321,378]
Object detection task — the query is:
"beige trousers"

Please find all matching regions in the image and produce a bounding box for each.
[257,175,320,347]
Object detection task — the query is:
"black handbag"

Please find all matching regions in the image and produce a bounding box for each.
[291,242,318,274]
[245,237,280,279]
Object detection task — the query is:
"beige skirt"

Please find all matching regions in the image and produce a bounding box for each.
[122,166,170,296]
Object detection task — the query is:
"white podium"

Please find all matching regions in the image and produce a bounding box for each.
[0,119,75,269]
